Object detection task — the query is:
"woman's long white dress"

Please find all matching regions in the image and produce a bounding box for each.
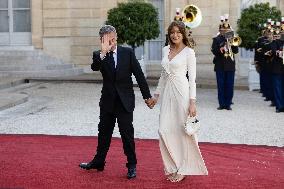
[155,45,208,176]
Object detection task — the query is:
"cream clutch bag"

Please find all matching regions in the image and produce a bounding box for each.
[184,116,200,136]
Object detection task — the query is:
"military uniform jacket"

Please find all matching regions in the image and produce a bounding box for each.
[211,35,239,71]
[271,39,284,74]
[254,36,268,70]
[263,41,274,73]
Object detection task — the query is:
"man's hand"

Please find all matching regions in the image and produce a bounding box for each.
[145,98,156,109]
[276,50,283,58]
[101,34,113,56]
[220,47,225,53]
[257,48,263,53]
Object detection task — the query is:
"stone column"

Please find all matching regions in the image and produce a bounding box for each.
[31,0,43,49]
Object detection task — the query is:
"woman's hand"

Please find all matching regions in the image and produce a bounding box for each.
[188,99,197,117]
[153,94,159,105]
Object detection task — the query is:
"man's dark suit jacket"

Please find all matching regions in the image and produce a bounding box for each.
[91,46,151,113]
[211,35,239,72]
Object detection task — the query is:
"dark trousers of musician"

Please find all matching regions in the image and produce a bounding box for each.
[259,71,265,95]
[272,74,284,110]
[94,94,137,169]
[216,70,235,108]
[262,71,275,102]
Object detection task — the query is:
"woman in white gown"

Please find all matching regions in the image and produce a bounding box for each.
[153,21,208,182]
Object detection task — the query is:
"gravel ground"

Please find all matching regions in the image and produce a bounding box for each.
[0,82,283,147]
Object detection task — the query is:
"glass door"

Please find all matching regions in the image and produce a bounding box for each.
[0,0,31,45]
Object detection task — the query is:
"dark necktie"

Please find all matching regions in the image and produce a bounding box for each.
[109,51,115,72]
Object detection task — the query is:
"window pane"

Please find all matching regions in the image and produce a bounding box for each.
[148,41,162,60]
[148,0,164,61]
[0,10,9,32]
[135,46,144,60]
[13,10,31,32]
[157,20,164,39]
[12,0,30,8]
[151,0,164,19]
[0,0,8,8]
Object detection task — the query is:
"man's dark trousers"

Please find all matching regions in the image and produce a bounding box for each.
[95,94,136,168]
[216,70,235,108]
[272,74,284,110]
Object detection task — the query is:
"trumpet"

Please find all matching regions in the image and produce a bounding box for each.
[223,32,242,60]
[231,36,242,46]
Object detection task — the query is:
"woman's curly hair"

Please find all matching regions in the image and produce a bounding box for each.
[167,21,196,49]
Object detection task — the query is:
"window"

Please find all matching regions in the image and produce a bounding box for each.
[135,0,164,61]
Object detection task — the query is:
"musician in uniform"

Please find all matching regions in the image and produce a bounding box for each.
[262,20,275,105]
[211,14,239,110]
[270,19,284,112]
[254,23,269,96]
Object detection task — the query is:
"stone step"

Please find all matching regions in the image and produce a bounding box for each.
[0,50,43,56]
[0,77,26,90]
[0,67,84,78]
[0,73,11,78]
[0,82,42,93]
[0,46,34,51]
[0,92,29,111]
[0,64,73,71]
[0,49,84,78]
[28,72,102,83]
[0,56,63,65]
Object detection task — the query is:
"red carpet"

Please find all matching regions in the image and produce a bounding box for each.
[0,134,283,189]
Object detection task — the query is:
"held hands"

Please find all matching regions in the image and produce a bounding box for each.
[145,98,156,109]
[145,94,159,109]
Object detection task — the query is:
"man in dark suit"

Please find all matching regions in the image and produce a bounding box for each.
[79,25,155,179]
[211,15,239,110]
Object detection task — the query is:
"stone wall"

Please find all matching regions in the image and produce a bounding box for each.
[30,0,283,76]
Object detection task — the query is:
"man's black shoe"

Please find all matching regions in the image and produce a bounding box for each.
[217,106,224,110]
[226,106,232,110]
[127,167,136,179]
[79,161,105,171]
[270,102,275,107]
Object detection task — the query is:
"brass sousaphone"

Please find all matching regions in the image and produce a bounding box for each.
[182,4,202,29]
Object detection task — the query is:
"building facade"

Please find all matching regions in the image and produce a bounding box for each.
[0,0,283,77]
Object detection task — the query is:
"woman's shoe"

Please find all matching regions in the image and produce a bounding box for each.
[166,173,177,181]
[171,174,185,182]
